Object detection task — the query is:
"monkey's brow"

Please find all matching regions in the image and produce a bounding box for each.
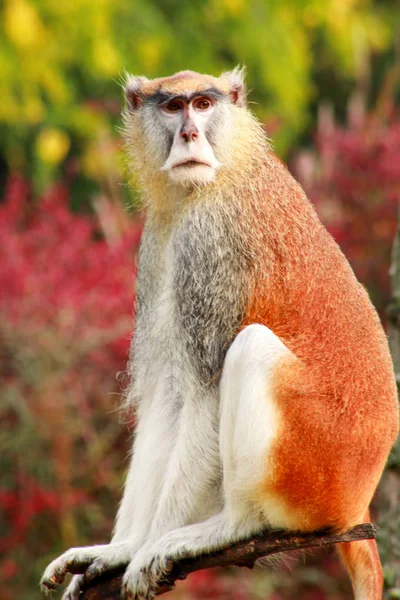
[145,87,226,105]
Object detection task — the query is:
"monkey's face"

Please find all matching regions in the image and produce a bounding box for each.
[123,69,247,188]
[156,93,222,186]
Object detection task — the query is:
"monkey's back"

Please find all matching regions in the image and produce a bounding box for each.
[241,154,399,530]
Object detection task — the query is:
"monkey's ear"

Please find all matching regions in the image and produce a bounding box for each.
[223,66,246,107]
[124,75,148,111]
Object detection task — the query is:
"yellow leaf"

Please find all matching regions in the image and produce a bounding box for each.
[221,0,247,18]
[4,0,46,49]
[36,129,71,164]
[93,40,121,76]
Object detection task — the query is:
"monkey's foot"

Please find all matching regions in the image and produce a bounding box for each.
[40,542,133,596]
[121,526,215,598]
[122,552,173,600]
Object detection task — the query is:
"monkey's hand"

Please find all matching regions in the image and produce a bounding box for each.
[40,542,134,599]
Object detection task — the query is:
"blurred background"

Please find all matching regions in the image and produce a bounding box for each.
[1,1,400,598]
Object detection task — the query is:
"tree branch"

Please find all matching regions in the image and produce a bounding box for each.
[80,523,377,600]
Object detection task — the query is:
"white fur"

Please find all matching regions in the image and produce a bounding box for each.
[41,322,293,599]
[166,162,218,186]
[120,324,293,598]
[160,103,221,186]
[220,324,292,528]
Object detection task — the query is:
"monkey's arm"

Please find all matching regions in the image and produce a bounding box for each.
[112,399,177,544]
[40,393,181,598]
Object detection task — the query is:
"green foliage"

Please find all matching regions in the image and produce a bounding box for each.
[0,0,398,196]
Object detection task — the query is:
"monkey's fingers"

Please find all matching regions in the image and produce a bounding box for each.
[83,544,133,582]
[41,543,134,593]
[40,548,101,591]
[41,561,91,592]
[83,557,126,583]
[61,575,85,600]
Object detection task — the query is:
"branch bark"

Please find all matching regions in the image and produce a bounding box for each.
[80,523,376,600]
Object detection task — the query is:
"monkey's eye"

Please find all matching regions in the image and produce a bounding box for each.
[162,100,184,113]
[194,97,213,111]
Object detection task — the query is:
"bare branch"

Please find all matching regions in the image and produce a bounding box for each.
[80,523,377,600]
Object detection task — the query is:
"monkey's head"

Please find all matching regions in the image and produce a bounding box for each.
[123,68,260,191]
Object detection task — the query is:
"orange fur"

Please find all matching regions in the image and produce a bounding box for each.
[338,509,383,600]
[338,539,383,599]
[238,153,398,534]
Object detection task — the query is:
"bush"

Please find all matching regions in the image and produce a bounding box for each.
[0,176,141,598]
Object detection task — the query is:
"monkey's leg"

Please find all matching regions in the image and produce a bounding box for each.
[336,511,383,600]
[122,324,292,599]
[144,395,222,538]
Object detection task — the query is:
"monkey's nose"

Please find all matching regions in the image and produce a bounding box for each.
[180,127,199,142]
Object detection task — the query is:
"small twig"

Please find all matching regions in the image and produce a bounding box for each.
[80,523,377,599]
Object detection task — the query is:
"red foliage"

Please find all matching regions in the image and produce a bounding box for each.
[0,176,141,595]
[0,476,60,552]
[185,569,254,600]
[0,176,141,370]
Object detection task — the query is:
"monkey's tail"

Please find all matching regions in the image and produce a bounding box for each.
[336,511,383,600]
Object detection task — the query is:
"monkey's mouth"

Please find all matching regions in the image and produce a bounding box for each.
[172,159,212,169]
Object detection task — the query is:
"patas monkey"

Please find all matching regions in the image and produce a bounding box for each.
[41,68,399,600]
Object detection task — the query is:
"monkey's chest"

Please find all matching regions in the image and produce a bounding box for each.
[136,212,251,385]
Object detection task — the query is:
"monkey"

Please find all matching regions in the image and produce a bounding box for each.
[41,68,399,600]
